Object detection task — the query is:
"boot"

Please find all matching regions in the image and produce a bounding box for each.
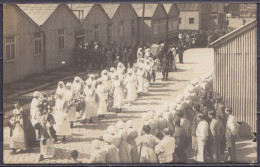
[39,154,44,161]
[10,148,16,155]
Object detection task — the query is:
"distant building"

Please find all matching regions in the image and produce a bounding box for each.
[211,3,225,14]
[3,4,44,83]
[70,4,113,45]
[210,20,257,137]
[163,4,180,41]
[108,4,138,46]
[133,4,174,44]
[177,3,212,31]
[3,4,80,84]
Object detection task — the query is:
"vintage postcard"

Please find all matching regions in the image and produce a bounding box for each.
[2,3,257,164]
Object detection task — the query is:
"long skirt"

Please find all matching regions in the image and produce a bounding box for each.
[67,106,77,122]
[97,97,108,115]
[54,111,71,136]
[83,101,98,118]
[126,84,137,102]
[40,138,55,158]
[129,140,139,163]
[10,123,28,150]
[139,145,158,163]
[119,141,132,163]
[137,77,145,93]
[113,87,124,108]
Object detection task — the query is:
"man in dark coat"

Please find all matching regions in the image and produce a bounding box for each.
[161,54,169,81]
[214,95,226,154]
[127,48,135,68]
[173,116,187,163]
[177,43,184,64]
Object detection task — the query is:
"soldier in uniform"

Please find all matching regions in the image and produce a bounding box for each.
[161,54,169,81]
[208,110,225,162]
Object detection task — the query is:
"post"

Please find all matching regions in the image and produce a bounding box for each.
[142,4,145,43]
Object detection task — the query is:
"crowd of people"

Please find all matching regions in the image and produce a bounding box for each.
[7,31,238,163]
[7,66,238,163]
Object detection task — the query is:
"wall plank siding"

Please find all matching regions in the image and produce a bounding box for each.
[211,20,257,134]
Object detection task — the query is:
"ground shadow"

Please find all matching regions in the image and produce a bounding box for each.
[149,89,176,93]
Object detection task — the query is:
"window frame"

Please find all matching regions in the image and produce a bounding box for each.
[179,17,182,24]
[57,29,65,50]
[189,17,195,24]
[108,24,113,42]
[154,20,160,35]
[119,21,124,37]
[94,25,99,41]
[34,32,43,56]
[5,36,16,62]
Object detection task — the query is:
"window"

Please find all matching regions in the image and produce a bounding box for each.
[120,21,124,36]
[179,17,182,23]
[168,18,174,32]
[34,32,42,55]
[131,19,135,35]
[160,19,167,34]
[94,25,99,41]
[108,24,112,42]
[154,20,160,35]
[5,36,15,62]
[189,18,194,24]
[58,29,65,50]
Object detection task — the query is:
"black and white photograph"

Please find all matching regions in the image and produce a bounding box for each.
[2,3,257,164]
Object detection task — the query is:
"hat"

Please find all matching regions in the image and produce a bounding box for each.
[110,67,116,72]
[92,140,100,149]
[126,120,133,128]
[66,82,72,87]
[102,70,108,75]
[107,125,116,135]
[215,95,222,100]
[85,80,92,86]
[116,121,125,129]
[33,91,42,97]
[89,74,95,78]
[208,110,215,116]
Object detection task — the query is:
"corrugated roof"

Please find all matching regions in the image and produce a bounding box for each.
[132,4,158,17]
[101,4,120,19]
[177,3,201,11]
[69,4,94,19]
[17,4,59,25]
[163,4,172,14]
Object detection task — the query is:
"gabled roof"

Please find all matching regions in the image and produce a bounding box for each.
[210,19,256,48]
[163,4,172,14]
[132,4,158,18]
[17,4,59,25]
[163,4,179,15]
[69,4,94,20]
[177,3,201,11]
[101,4,120,19]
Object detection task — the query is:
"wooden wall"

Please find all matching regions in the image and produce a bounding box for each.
[179,11,200,31]
[42,5,80,71]
[152,4,167,42]
[112,4,138,45]
[3,5,44,84]
[82,4,110,45]
[213,21,257,134]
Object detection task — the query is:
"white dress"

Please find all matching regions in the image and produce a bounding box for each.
[30,98,40,127]
[54,98,71,136]
[64,90,77,122]
[124,75,137,102]
[112,80,124,108]
[96,84,108,115]
[136,69,145,93]
[83,87,98,118]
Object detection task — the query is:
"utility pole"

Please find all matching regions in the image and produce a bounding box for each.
[142,4,145,43]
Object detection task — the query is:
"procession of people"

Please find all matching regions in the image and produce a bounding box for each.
[7,39,238,163]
